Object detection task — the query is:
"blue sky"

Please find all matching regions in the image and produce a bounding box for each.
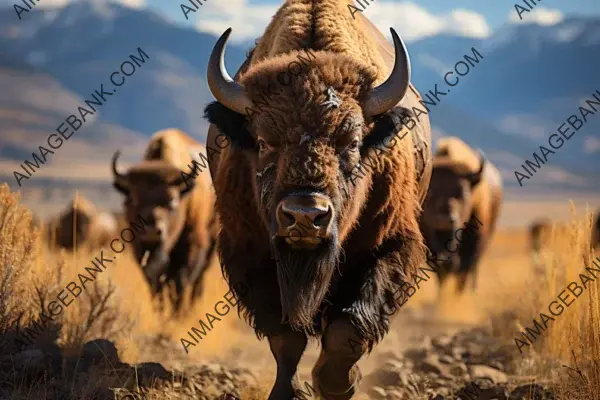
[6,0,600,43]
[145,0,600,43]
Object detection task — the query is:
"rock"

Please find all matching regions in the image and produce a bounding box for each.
[365,368,403,387]
[439,355,455,364]
[450,362,468,377]
[369,386,388,399]
[478,387,510,400]
[468,365,508,384]
[11,346,62,378]
[452,346,467,360]
[404,348,427,363]
[82,339,120,365]
[432,335,452,349]
[510,384,555,399]
[421,354,453,379]
[136,362,170,386]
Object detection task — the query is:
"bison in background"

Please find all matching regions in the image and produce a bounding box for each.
[45,194,118,251]
[529,218,552,254]
[111,129,217,311]
[203,0,433,398]
[593,210,600,250]
[420,137,503,294]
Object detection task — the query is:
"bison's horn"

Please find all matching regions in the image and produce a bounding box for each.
[111,151,129,194]
[364,28,411,117]
[207,28,253,115]
[465,150,486,186]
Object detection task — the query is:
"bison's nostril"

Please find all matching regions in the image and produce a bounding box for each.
[313,207,332,228]
[282,211,295,225]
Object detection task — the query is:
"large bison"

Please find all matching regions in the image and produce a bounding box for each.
[111,129,217,310]
[203,1,432,398]
[419,137,502,293]
[45,194,117,250]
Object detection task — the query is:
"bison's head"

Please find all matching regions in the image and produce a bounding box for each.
[423,152,485,233]
[204,28,413,329]
[52,195,98,249]
[111,152,194,260]
[529,219,551,253]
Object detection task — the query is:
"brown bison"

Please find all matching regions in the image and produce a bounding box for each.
[203,1,433,398]
[420,137,502,293]
[45,194,117,250]
[529,218,552,254]
[593,210,600,250]
[111,129,217,310]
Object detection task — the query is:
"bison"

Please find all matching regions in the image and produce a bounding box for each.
[593,210,600,250]
[203,1,433,398]
[529,218,552,254]
[111,128,217,311]
[45,194,117,250]
[420,137,503,294]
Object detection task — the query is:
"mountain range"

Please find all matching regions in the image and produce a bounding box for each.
[0,0,598,195]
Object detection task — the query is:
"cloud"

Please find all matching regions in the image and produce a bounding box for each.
[363,2,490,42]
[509,7,564,26]
[195,0,278,43]
[4,0,145,9]
[194,0,490,43]
[583,136,600,154]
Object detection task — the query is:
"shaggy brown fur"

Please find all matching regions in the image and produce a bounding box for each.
[204,1,432,398]
[45,194,117,250]
[112,129,216,309]
[420,137,503,292]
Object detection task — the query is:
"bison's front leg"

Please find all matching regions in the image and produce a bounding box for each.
[267,330,307,400]
[312,314,367,400]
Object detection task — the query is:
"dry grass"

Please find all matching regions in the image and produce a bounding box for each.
[486,203,600,400]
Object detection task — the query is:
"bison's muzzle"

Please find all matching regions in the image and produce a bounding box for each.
[275,193,334,250]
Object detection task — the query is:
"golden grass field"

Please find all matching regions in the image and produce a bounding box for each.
[0,182,599,399]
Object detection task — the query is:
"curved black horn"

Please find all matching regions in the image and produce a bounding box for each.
[364,28,411,117]
[111,151,129,194]
[465,150,486,186]
[207,28,253,114]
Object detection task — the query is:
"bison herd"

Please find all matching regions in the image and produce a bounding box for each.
[34,1,600,399]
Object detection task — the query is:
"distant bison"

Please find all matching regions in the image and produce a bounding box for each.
[111,128,217,310]
[529,218,552,254]
[593,210,600,250]
[420,137,503,293]
[45,194,117,250]
[203,1,433,398]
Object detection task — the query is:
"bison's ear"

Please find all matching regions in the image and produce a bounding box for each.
[361,106,413,153]
[204,101,255,150]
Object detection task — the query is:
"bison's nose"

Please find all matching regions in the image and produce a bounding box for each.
[276,194,333,240]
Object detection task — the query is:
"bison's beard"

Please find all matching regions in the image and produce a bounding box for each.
[271,232,340,334]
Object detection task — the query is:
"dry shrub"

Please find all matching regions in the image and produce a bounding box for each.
[0,184,136,398]
[0,184,41,354]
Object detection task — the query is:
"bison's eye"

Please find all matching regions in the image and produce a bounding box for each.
[257,138,268,153]
[348,139,360,152]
